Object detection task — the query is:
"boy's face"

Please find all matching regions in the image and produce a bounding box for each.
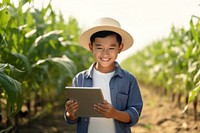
[89,34,124,73]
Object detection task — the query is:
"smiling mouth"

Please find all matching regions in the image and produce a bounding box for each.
[100,58,110,62]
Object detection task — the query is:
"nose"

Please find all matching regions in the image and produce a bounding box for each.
[102,49,109,55]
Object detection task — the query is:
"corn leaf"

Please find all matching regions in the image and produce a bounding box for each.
[188,84,200,103]
[0,72,23,116]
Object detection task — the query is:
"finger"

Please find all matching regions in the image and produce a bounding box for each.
[68,105,79,114]
[94,103,107,113]
[94,104,101,113]
[69,108,78,114]
[66,100,75,106]
[66,100,78,108]
[66,101,78,111]
[65,100,72,109]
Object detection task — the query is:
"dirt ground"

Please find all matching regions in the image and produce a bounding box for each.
[131,84,200,133]
[18,84,200,133]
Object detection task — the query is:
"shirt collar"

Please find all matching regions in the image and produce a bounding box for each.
[85,61,123,78]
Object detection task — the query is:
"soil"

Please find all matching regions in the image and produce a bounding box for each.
[18,84,200,133]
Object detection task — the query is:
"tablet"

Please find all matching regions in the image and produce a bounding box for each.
[65,87,104,117]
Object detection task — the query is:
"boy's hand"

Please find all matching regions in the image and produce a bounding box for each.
[65,100,78,120]
[94,100,131,123]
[94,100,116,118]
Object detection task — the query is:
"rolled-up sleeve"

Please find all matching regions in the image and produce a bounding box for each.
[126,77,143,126]
[64,110,78,124]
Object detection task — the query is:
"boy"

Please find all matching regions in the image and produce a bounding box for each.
[64,17,143,133]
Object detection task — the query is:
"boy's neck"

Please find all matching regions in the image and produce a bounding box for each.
[95,63,116,73]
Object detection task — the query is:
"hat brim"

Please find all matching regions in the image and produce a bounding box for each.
[79,26,134,51]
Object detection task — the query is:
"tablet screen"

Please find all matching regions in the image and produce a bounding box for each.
[65,87,104,117]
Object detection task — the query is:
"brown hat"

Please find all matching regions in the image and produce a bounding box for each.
[79,17,134,51]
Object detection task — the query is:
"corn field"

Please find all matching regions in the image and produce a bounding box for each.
[0,0,94,132]
[1,0,199,132]
[122,15,200,120]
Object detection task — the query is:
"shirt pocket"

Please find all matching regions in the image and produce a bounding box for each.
[116,93,128,110]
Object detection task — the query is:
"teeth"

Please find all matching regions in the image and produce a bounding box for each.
[101,58,109,62]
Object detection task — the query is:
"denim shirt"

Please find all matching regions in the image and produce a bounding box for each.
[64,62,143,133]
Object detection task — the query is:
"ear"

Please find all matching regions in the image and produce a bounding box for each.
[118,44,124,53]
[89,43,93,51]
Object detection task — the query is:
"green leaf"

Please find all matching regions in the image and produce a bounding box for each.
[194,69,200,82]
[188,84,200,103]
[0,63,24,78]
[190,18,199,43]
[0,72,23,116]
[2,0,11,4]
[35,55,76,76]
[10,52,32,73]
[28,30,63,55]
[33,55,76,94]
[0,4,11,28]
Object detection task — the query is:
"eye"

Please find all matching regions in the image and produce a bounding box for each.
[109,47,115,50]
[96,47,103,49]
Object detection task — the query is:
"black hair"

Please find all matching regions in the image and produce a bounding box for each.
[90,30,122,44]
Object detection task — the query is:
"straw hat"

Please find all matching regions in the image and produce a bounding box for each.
[79,17,134,51]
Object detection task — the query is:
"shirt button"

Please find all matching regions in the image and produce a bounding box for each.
[85,119,88,122]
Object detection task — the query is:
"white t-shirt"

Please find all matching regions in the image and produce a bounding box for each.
[88,68,116,133]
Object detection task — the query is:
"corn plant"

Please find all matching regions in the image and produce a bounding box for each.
[0,0,94,131]
[121,15,200,120]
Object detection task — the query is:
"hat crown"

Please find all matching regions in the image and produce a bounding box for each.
[93,17,121,28]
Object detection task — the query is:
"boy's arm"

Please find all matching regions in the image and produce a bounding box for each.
[112,109,130,123]
[94,100,131,123]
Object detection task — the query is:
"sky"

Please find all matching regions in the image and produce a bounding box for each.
[34,0,200,62]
